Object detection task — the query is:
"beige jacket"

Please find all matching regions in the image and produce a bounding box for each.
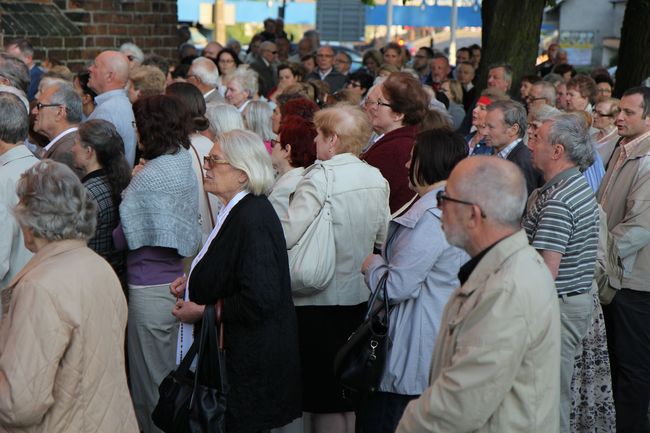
[0,240,138,433]
[281,153,390,306]
[397,230,561,433]
[597,133,650,291]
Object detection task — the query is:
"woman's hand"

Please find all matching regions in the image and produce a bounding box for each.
[361,254,377,274]
[172,300,205,323]
[132,158,147,177]
[170,275,187,298]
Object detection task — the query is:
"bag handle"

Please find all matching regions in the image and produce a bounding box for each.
[364,272,391,329]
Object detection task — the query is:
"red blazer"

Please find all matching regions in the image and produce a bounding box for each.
[361,124,417,213]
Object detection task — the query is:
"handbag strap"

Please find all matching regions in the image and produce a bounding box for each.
[364,272,391,328]
[189,143,216,227]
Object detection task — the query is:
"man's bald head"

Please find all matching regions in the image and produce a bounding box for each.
[451,156,527,228]
[88,50,129,94]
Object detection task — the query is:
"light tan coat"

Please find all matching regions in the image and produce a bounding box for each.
[0,240,138,433]
[397,230,561,433]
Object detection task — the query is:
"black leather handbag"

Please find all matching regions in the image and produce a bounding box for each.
[333,273,391,396]
[152,301,228,433]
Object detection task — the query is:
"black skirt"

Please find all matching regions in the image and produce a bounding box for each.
[296,303,367,413]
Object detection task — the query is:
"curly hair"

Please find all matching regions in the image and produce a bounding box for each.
[133,95,192,160]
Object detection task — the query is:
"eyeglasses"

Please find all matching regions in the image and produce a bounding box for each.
[594,111,614,118]
[364,99,393,109]
[203,155,230,167]
[436,190,486,218]
[270,138,282,148]
[347,81,362,88]
[35,102,63,110]
[316,54,334,58]
[526,96,546,103]
[127,55,135,61]
[219,59,235,64]
[265,50,278,55]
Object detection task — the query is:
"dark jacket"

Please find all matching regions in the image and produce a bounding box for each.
[361,125,417,213]
[507,141,544,196]
[249,58,277,98]
[307,68,347,93]
[188,194,301,433]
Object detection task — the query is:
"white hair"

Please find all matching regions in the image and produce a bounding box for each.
[206,102,245,138]
[243,100,274,142]
[0,84,28,111]
[226,66,259,97]
[191,57,220,87]
[219,129,274,195]
[120,42,145,63]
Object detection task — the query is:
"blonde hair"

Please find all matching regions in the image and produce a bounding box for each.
[129,65,165,97]
[314,104,371,156]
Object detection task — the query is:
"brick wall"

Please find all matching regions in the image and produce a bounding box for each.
[0,0,179,71]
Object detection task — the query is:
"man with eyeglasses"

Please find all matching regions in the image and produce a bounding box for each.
[307,46,346,92]
[250,41,278,98]
[527,81,556,113]
[397,156,560,433]
[32,81,84,178]
[412,47,434,84]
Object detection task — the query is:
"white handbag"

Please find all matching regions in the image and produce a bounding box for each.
[288,165,336,295]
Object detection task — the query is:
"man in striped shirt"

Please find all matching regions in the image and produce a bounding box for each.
[522,112,599,433]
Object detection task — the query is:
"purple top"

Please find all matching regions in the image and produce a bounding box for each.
[113,225,183,285]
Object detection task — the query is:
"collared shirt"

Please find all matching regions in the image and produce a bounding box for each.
[203,88,217,100]
[601,129,650,208]
[522,166,599,295]
[497,138,522,159]
[318,67,333,80]
[458,242,496,285]
[87,88,136,168]
[44,127,78,153]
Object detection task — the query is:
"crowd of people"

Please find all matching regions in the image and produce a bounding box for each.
[0,20,646,433]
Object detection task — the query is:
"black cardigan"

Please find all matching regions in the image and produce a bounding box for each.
[189,194,301,433]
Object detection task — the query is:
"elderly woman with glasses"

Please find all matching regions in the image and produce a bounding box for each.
[169,129,301,433]
[359,128,469,433]
[361,72,429,213]
[0,160,138,433]
[281,104,389,433]
[591,96,620,164]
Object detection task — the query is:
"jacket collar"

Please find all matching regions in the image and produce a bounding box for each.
[377,124,417,143]
[623,130,650,159]
[393,183,444,229]
[458,230,530,297]
[6,239,87,290]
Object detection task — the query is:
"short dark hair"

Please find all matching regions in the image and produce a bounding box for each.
[165,82,209,132]
[278,62,305,81]
[279,115,317,168]
[132,95,192,160]
[409,128,467,186]
[142,54,170,76]
[594,73,614,88]
[457,47,471,57]
[418,47,435,59]
[75,71,97,99]
[553,63,576,78]
[382,72,429,126]
[347,71,373,94]
[6,38,34,57]
[215,47,242,75]
[622,86,650,118]
[521,74,542,85]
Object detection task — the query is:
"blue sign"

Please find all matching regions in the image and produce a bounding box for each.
[365,3,482,28]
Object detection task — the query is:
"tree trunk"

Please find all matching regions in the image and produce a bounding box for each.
[613,0,650,97]
[477,0,547,99]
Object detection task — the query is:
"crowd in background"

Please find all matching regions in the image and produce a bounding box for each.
[0,17,646,433]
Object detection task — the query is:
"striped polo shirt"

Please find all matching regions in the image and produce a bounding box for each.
[522,167,599,296]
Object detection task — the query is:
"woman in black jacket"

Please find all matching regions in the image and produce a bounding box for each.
[170,129,301,433]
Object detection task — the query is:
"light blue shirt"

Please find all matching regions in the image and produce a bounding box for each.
[87,89,136,167]
[583,150,605,193]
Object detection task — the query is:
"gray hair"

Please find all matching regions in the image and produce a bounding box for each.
[0,53,29,93]
[218,129,274,196]
[13,160,97,241]
[543,73,564,86]
[206,102,245,137]
[457,156,527,228]
[487,99,527,138]
[243,100,274,142]
[544,113,595,170]
[534,81,557,106]
[49,82,83,124]
[120,42,144,63]
[529,104,561,123]
[0,91,28,143]
[228,66,259,98]
[488,62,513,86]
[0,85,28,111]
[191,57,220,87]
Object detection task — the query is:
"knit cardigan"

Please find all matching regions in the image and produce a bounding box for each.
[119,148,201,257]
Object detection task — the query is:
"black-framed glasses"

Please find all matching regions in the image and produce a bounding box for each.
[594,111,614,118]
[270,138,282,148]
[36,102,63,110]
[526,96,546,103]
[436,190,486,218]
[364,99,393,109]
[346,81,362,88]
[203,155,230,167]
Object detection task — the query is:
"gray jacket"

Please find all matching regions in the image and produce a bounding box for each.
[365,186,468,395]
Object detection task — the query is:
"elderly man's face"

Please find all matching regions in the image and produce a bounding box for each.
[439,172,471,250]
[431,58,450,83]
[203,42,222,60]
[32,85,64,139]
[487,67,509,92]
[529,120,555,175]
[316,47,335,71]
[261,43,278,64]
[88,52,110,93]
